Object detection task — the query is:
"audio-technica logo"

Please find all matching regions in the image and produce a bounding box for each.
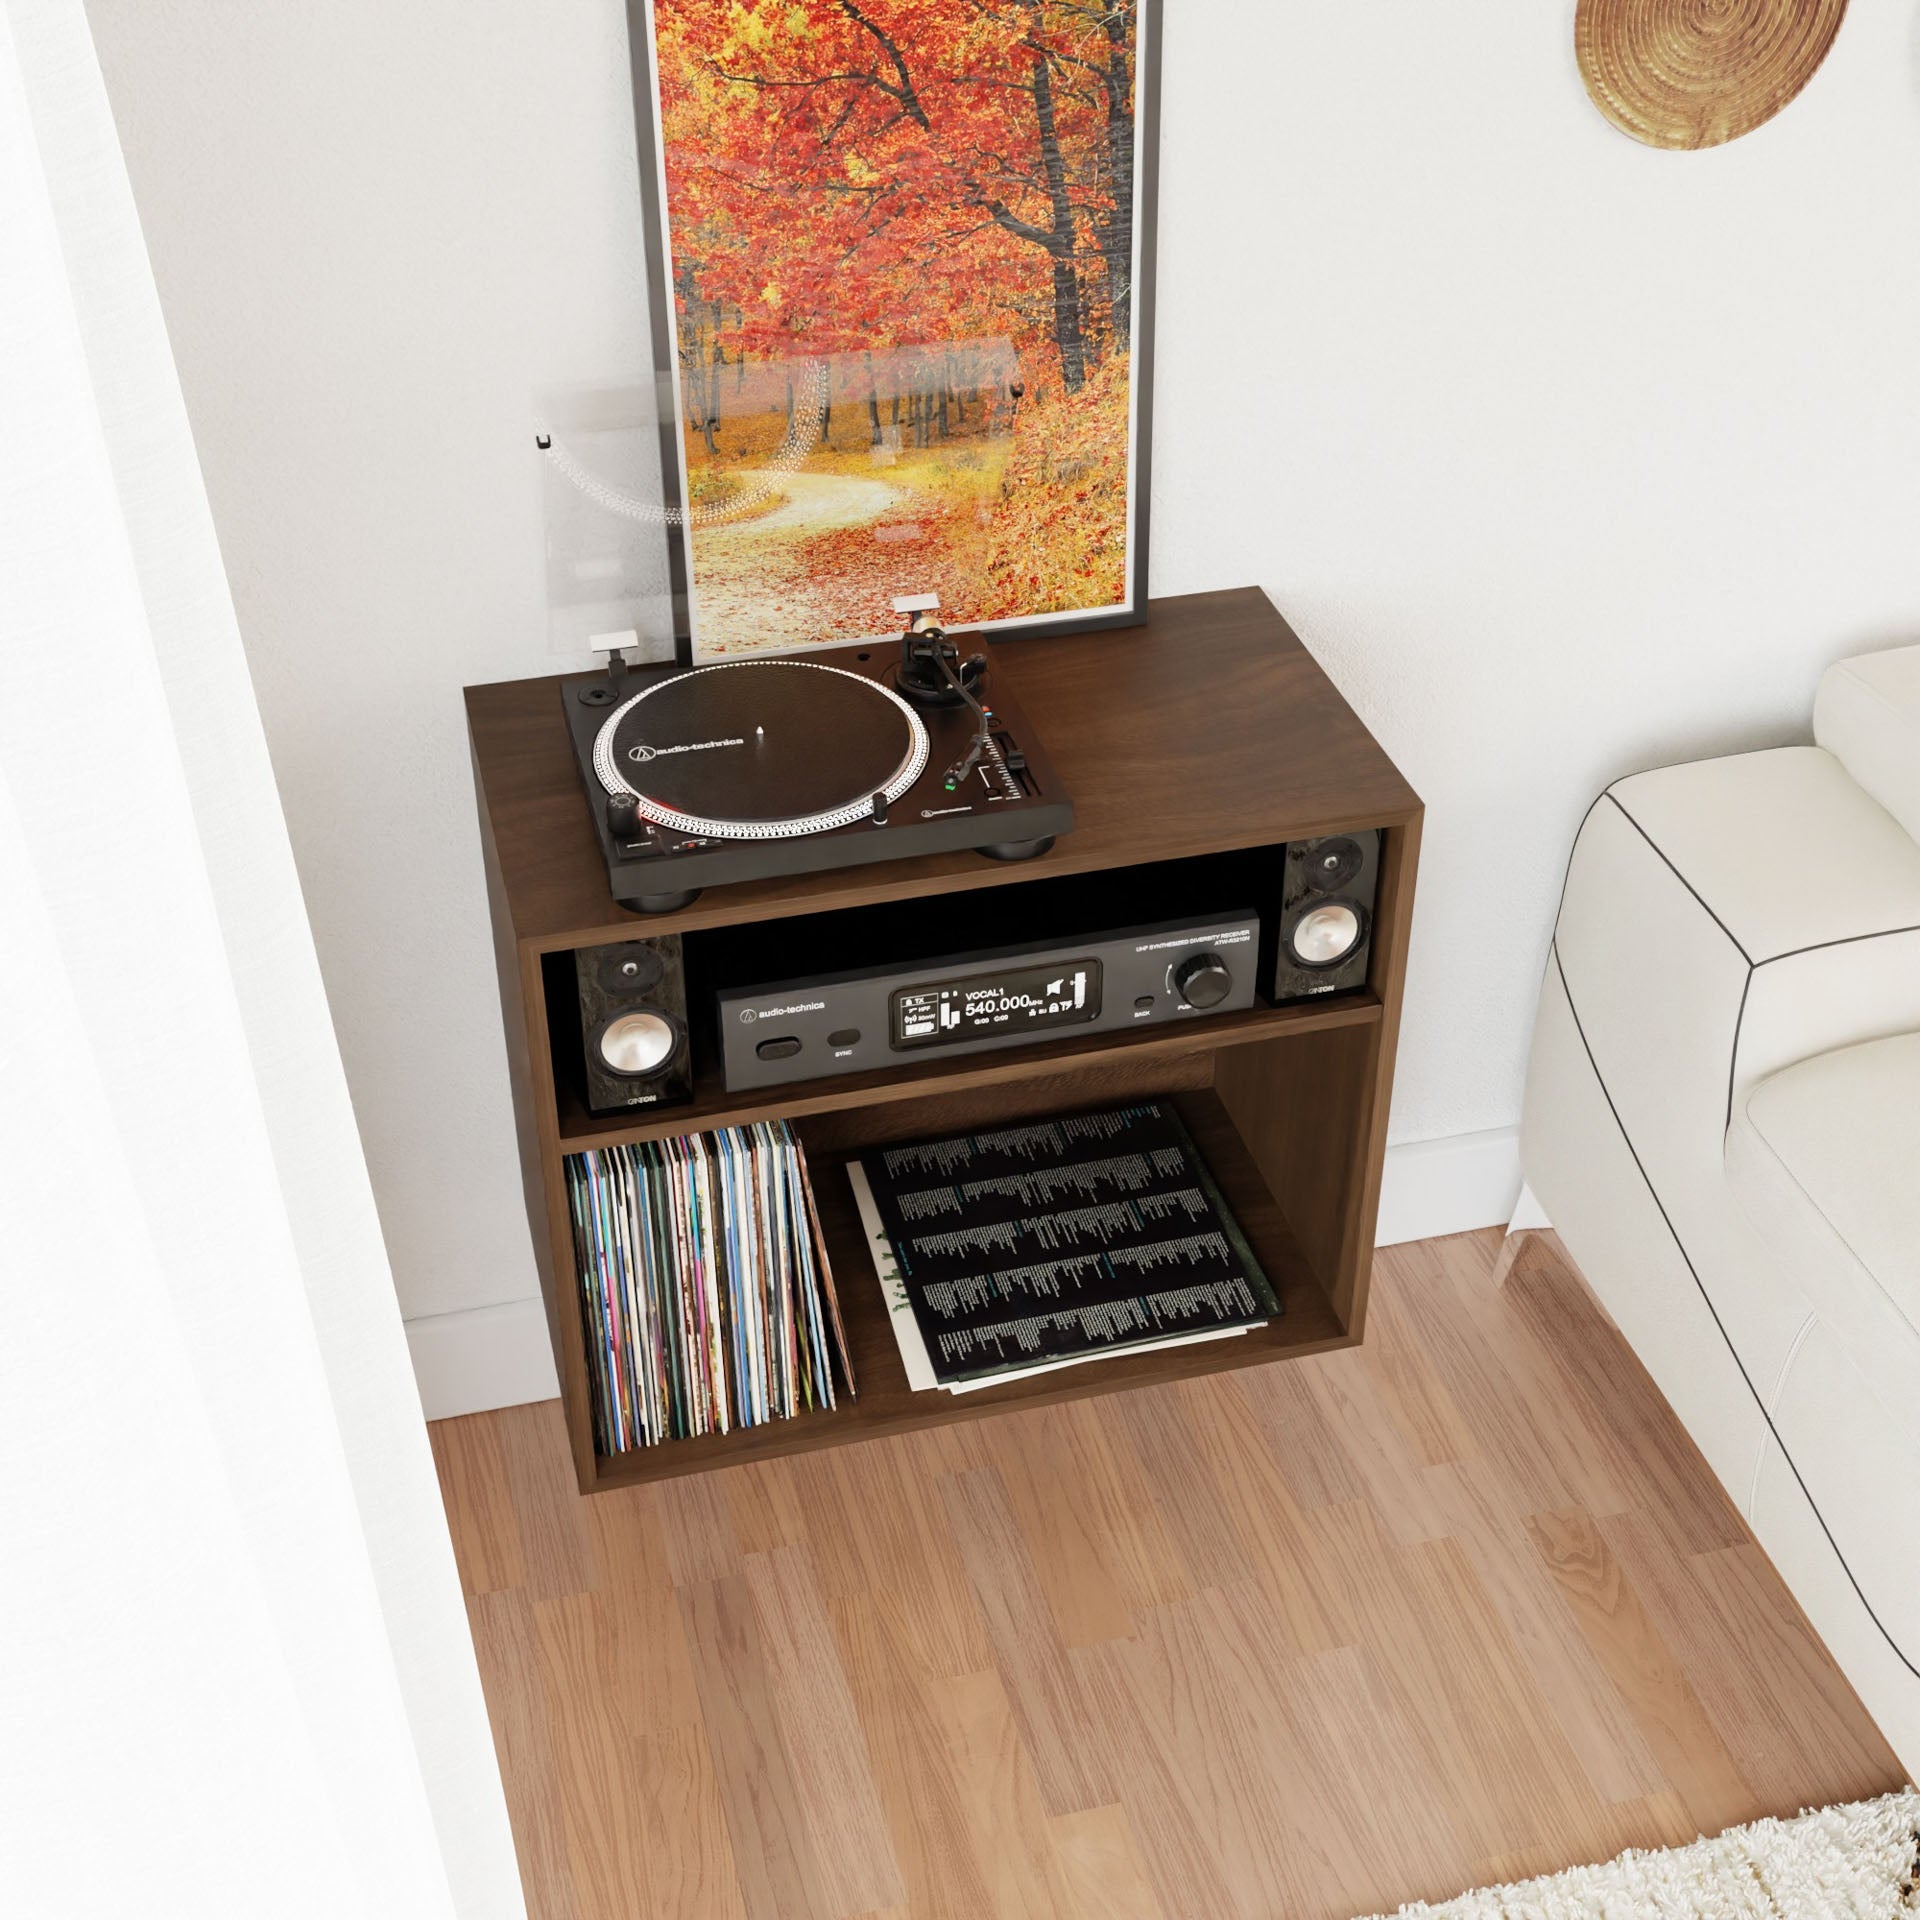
[628,736,745,763]
[739,1000,826,1023]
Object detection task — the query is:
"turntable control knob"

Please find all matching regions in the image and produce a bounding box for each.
[1173,952,1232,1009]
[607,793,639,840]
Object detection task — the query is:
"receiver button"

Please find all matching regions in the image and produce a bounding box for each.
[755,1036,803,1061]
[1133,995,1155,1012]
[827,1027,861,1047]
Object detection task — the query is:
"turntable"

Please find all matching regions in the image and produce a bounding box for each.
[560,613,1073,913]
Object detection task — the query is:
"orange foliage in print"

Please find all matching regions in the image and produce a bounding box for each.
[652,0,1137,652]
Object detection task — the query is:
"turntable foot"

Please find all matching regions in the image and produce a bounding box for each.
[977,836,1054,863]
[619,887,702,914]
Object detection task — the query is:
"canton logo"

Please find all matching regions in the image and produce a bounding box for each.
[628,735,746,764]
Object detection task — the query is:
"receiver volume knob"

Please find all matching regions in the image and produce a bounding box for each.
[1173,952,1232,1009]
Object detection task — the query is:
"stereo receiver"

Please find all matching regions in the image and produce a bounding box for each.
[717,913,1260,1092]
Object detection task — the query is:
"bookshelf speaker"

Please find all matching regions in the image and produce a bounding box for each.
[1272,830,1378,1003]
[574,937,692,1114]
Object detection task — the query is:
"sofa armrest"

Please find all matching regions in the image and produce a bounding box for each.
[1541,751,1920,1396]
[1817,645,1920,850]
[1554,749,1920,1150]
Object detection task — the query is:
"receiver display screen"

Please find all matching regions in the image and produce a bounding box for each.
[891,958,1102,1051]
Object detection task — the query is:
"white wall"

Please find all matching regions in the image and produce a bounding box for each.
[4,0,520,1905]
[87,0,1920,1411]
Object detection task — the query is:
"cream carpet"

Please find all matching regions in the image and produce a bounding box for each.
[1362,1790,1920,1918]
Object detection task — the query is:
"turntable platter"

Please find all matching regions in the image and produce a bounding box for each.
[592,659,929,840]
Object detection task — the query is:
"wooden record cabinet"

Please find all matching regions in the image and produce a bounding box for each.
[467,587,1422,1493]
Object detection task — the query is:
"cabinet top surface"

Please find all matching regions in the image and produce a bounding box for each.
[467,586,1421,946]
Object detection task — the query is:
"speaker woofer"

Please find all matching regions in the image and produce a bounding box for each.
[1287,900,1367,968]
[595,1010,682,1077]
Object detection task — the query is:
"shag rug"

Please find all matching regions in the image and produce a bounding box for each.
[1360,1790,1920,1918]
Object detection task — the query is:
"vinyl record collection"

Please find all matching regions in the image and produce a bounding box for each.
[565,1121,853,1454]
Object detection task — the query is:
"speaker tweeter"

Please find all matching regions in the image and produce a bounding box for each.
[574,936,692,1114]
[1272,830,1379,1003]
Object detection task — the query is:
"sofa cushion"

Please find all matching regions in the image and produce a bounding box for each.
[1726,1033,1920,1414]
[1815,646,1920,850]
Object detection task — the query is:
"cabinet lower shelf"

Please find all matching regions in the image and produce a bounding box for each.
[583,1087,1352,1491]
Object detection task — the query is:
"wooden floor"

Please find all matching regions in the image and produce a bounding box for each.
[432,1230,1905,1920]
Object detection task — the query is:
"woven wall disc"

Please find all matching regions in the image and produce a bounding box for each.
[1576,0,1848,150]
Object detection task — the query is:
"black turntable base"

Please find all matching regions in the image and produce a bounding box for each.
[560,643,1074,912]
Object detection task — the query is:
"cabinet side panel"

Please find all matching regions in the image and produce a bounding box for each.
[1349,812,1422,1328]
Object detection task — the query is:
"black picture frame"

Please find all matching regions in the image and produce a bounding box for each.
[622,0,1161,664]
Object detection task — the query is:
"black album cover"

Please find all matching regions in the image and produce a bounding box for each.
[856,1101,1280,1386]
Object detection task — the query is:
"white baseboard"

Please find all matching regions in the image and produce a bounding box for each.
[405,1296,559,1423]
[1374,1125,1526,1247]
[406,1127,1534,1420]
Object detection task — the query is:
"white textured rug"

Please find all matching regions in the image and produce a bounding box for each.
[1362,1790,1920,1918]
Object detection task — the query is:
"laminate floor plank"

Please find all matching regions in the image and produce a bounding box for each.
[464,1589,577,1920]
[1423,1456,1666,1807]
[495,1398,598,1602]
[1044,1805,1165,1920]
[1685,1543,1903,1802]
[1499,1237,1750,1556]
[829,1591,1001,1920]
[1526,1506,1755,1838]
[1074,1609,1307,1920]
[743,1543,907,1917]
[934,1667,1080,1920]
[632,1724,753,1920]
[1355,1284,1478,1470]
[431,1415,526,1596]
[655,1467,746,1588]
[1190,1376,1349,1657]
[939,1466,1114,1816]
[1396,1235,1631,1521]
[1350,1526,1615,1866]
[789,1441,994,1679]
[531,1589,665,1917]
[1031,1396,1197,1622]
[1602,1515,1904,1807]
[1299,1350,1452,1547]
[1233,1352,1370,1511]
[678,1570,833,1920]
[1100,1377,1258,1592]
[576,1486,703,1729]
[435,1231,1906,1920]
[982,1407,1139,1648]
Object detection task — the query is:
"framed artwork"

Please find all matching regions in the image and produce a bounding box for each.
[623,0,1159,659]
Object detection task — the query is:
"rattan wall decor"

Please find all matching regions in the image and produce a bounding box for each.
[1575,0,1848,150]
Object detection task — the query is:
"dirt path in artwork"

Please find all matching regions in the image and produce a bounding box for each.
[692,468,915,651]
[729,469,906,531]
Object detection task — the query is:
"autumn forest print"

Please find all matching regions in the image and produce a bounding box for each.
[652,0,1142,653]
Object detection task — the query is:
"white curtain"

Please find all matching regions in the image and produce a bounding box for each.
[0,2,525,1914]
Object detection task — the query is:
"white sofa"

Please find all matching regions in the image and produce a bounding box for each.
[1521,644,1920,1775]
